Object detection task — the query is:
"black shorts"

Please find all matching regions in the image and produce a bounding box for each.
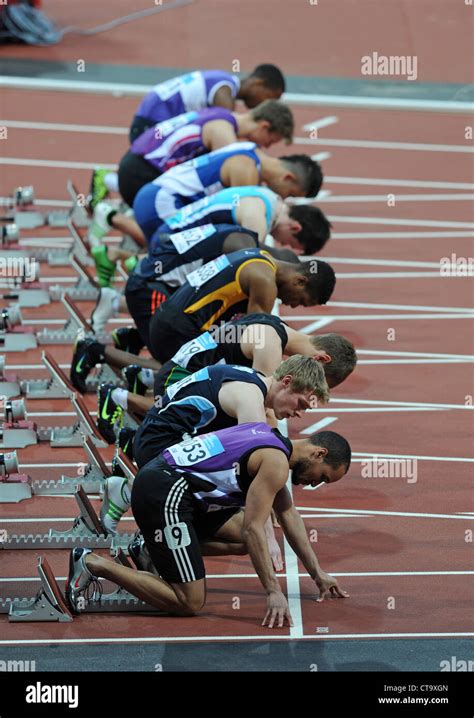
[153,360,191,399]
[125,273,172,347]
[132,421,179,468]
[131,458,239,583]
[118,150,159,208]
[148,302,202,364]
[129,115,156,143]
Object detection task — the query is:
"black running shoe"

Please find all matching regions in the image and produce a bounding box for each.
[112,327,145,355]
[127,532,158,574]
[97,383,124,444]
[118,426,136,459]
[70,338,105,393]
[122,364,147,395]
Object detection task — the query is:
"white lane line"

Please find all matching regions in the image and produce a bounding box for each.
[325,176,474,190]
[2,570,471,583]
[295,136,474,153]
[327,398,474,411]
[331,231,474,239]
[1,632,472,647]
[298,314,474,332]
[316,257,447,268]
[300,417,338,434]
[327,215,474,229]
[2,76,473,113]
[335,271,466,279]
[358,359,474,365]
[351,452,474,463]
[302,116,339,132]
[319,193,474,203]
[311,152,332,162]
[306,407,444,413]
[296,507,474,520]
[0,158,117,171]
[0,120,127,134]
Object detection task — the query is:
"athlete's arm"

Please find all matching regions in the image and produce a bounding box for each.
[221,155,260,188]
[211,85,235,110]
[202,119,238,151]
[239,262,278,314]
[240,324,283,376]
[273,486,349,602]
[234,197,269,242]
[218,381,267,424]
[221,232,258,254]
[243,449,293,627]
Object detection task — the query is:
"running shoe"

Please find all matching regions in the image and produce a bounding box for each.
[91,287,120,334]
[122,364,148,395]
[97,383,124,444]
[89,168,109,211]
[70,337,105,393]
[100,475,131,536]
[112,327,144,355]
[128,532,159,574]
[88,201,114,246]
[91,245,117,288]
[65,547,102,614]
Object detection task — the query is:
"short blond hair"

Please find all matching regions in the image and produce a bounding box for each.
[273,354,330,404]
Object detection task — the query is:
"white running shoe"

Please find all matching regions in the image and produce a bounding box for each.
[100,475,131,536]
[65,547,101,613]
[88,201,114,246]
[91,287,120,334]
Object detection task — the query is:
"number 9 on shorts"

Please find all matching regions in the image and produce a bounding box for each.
[164,522,191,550]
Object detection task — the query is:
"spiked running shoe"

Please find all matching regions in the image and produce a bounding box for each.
[118,426,136,459]
[65,547,102,614]
[90,287,120,335]
[70,338,105,394]
[88,201,115,247]
[123,364,148,395]
[100,475,131,536]
[112,327,145,355]
[89,168,110,211]
[128,532,159,575]
[97,383,124,444]
[91,245,117,288]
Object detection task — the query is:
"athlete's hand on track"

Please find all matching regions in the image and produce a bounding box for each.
[267,535,284,572]
[262,591,293,628]
[315,570,350,602]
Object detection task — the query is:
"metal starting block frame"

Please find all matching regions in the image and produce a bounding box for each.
[37,393,108,448]
[0,355,21,398]
[0,181,89,231]
[36,292,110,345]
[1,485,134,552]
[32,436,111,496]
[3,551,162,622]
[20,350,76,400]
[0,328,37,352]
[0,419,37,450]
[49,254,99,303]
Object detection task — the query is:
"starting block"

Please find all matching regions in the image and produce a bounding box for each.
[2,551,162,622]
[49,254,99,303]
[0,181,89,231]
[0,354,21,398]
[0,449,32,502]
[36,293,110,345]
[32,436,111,496]
[0,304,38,352]
[37,393,108,448]
[0,398,37,449]
[1,485,134,551]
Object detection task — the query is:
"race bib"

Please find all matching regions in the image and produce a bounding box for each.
[164,522,191,550]
[156,72,198,101]
[187,255,230,288]
[167,433,225,466]
[169,224,216,255]
[172,332,218,368]
[165,366,209,400]
[154,111,198,139]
